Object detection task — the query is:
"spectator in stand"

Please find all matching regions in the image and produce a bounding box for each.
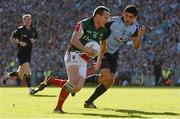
[161,65,173,86]
[0,0,179,86]
[152,53,163,86]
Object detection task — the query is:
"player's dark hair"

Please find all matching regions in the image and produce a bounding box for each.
[93,6,110,16]
[124,4,137,16]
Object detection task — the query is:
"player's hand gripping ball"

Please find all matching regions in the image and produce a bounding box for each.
[85,41,100,57]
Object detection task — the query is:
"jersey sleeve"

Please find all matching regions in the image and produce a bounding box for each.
[105,16,120,38]
[101,29,109,41]
[74,21,84,34]
[105,21,114,30]
[131,25,139,37]
[11,29,20,39]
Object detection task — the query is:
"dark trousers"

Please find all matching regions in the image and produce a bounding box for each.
[154,73,161,86]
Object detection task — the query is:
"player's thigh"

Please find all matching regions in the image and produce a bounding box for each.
[98,68,111,83]
[21,62,31,75]
[64,52,87,85]
[74,54,87,91]
[66,65,80,85]
[109,73,116,83]
[77,77,85,88]
[100,72,115,88]
[17,66,25,78]
[73,75,85,92]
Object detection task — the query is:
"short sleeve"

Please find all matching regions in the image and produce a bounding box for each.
[11,29,20,39]
[74,21,84,34]
[131,26,138,37]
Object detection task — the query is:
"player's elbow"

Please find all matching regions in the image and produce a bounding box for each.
[133,44,140,50]
[133,39,141,50]
[10,37,17,44]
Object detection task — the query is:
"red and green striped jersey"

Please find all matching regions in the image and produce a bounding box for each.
[68,17,109,52]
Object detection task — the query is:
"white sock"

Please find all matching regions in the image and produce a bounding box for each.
[29,87,32,92]
[6,73,10,78]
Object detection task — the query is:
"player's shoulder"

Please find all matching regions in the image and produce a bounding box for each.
[80,17,92,25]
[108,16,121,23]
[131,20,139,29]
[17,25,24,30]
[81,17,91,22]
[132,20,139,26]
[78,17,93,29]
[13,26,23,33]
[105,16,121,29]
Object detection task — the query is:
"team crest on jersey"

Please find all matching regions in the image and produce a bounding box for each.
[93,34,97,39]
[87,30,92,34]
[92,31,98,39]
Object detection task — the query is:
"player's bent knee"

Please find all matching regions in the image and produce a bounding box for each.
[109,77,115,83]
[69,75,79,83]
[102,80,114,89]
[98,75,103,83]
[73,87,81,92]
[99,74,111,83]
[23,74,31,79]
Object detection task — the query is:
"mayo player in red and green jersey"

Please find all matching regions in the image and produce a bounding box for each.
[31,7,110,96]
[50,6,110,113]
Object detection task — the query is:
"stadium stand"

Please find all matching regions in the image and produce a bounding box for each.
[0,0,179,86]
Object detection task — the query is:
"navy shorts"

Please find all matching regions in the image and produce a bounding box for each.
[17,51,31,65]
[100,51,119,73]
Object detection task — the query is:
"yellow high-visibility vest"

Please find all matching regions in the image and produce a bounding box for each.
[162,69,171,79]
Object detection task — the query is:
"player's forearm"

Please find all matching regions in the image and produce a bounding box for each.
[10,37,19,45]
[70,31,87,52]
[98,40,107,62]
[132,26,145,50]
[71,37,87,52]
[132,37,141,50]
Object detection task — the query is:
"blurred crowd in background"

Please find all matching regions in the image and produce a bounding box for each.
[0,0,179,86]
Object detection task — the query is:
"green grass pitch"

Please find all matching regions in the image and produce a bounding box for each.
[0,87,180,118]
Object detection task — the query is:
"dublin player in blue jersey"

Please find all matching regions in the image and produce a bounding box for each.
[84,4,145,108]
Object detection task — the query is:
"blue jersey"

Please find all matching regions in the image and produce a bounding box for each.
[106,16,139,54]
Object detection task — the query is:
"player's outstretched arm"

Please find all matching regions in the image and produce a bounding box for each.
[131,26,145,50]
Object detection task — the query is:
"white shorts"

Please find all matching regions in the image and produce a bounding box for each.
[64,52,88,78]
